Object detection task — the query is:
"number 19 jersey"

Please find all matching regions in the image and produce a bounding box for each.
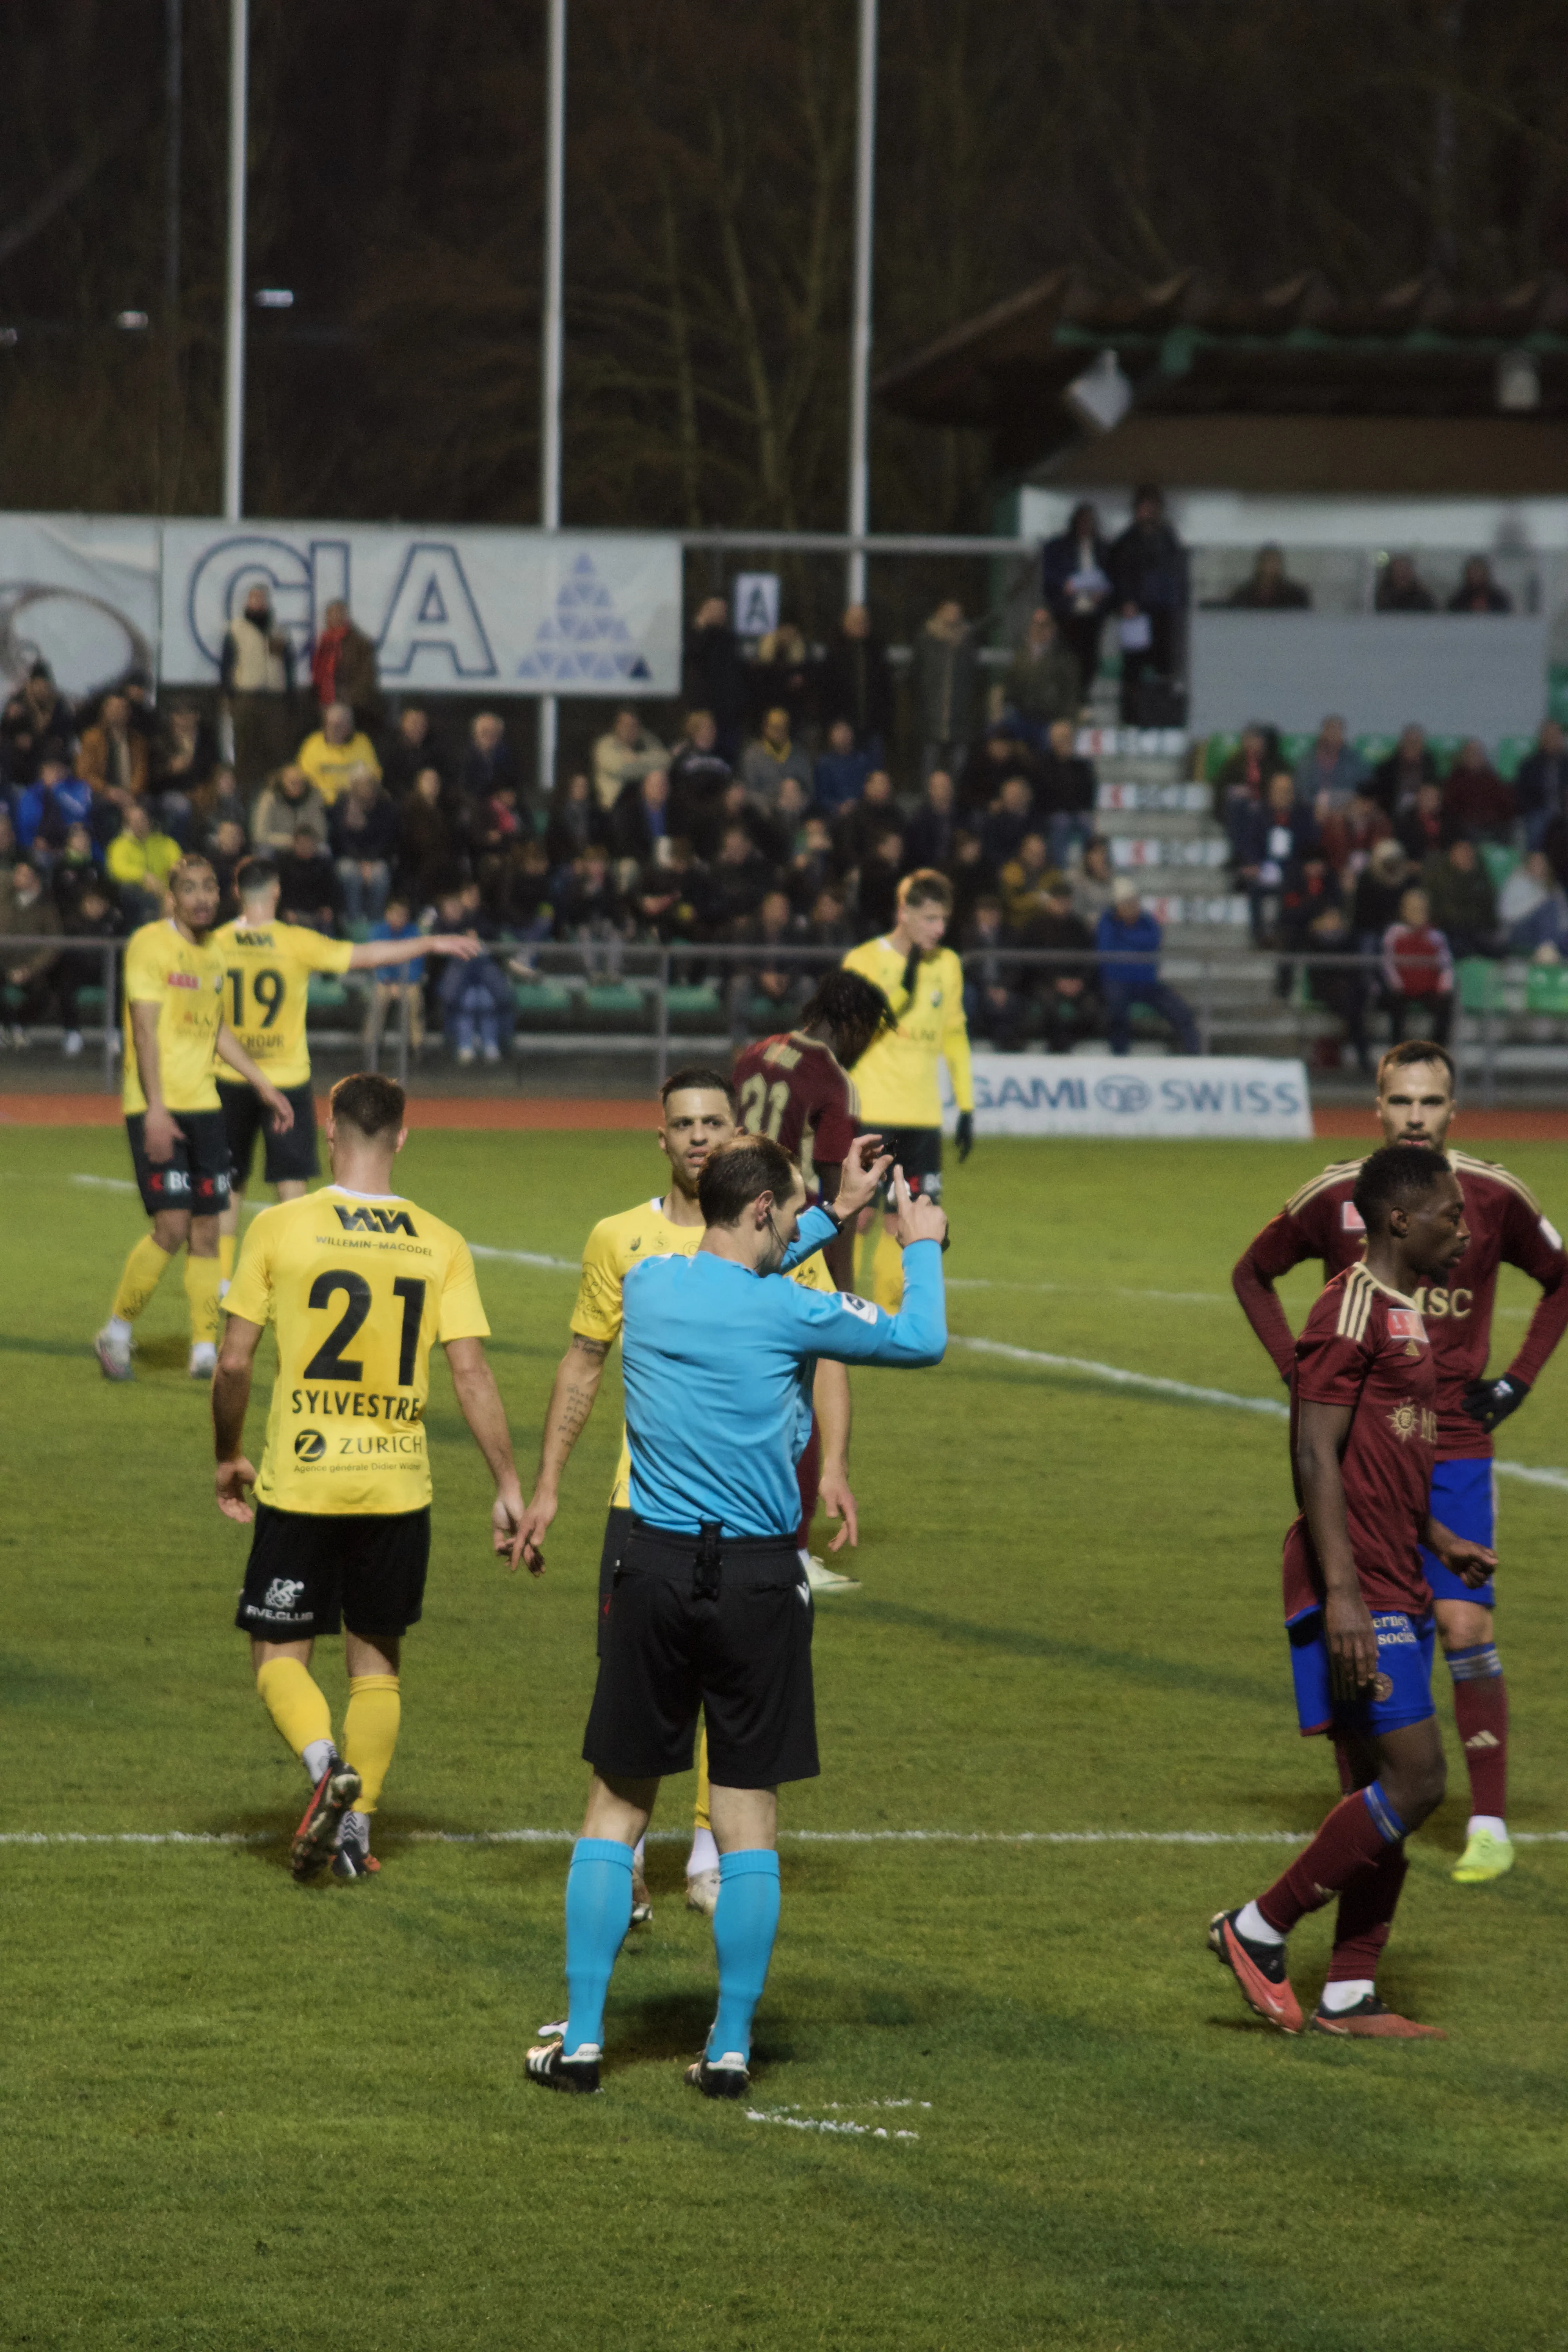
[225,1185,491,1515]
[211,918,356,1090]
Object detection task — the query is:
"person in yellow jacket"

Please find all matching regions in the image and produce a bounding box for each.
[843,867,974,1307]
[296,702,382,806]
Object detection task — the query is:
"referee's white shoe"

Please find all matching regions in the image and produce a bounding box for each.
[804,1552,860,1594]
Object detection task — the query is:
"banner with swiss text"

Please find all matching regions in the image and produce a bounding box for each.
[941,1055,1313,1141]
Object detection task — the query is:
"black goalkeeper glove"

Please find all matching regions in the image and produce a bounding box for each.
[1462,1374,1530,1433]
[955,1111,974,1163]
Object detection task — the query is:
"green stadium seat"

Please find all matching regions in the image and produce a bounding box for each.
[1354,733,1396,767]
[344,918,374,944]
[664,983,724,1034]
[1525,964,1568,1018]
[74,987,106,1014]
[1426,734,1464,773]
[1455,956,1505,1015]
[306,973,351,1011]
[512,980,573,1029]
[1202,733,1240,782]
[1494,735,1534,781]
[577,982,650,1033]
[1279,732,1314,767]
[1480,844,1520,895]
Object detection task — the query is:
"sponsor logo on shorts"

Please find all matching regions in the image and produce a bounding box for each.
[261,1577,306,1614]
[294,1429,326,1461]
[150,1166,190,1196]
[1371,1615,1418,1646]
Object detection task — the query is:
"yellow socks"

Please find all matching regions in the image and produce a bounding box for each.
[256,1657,332,1761]
[183,1252,221,1345]
[111,1234,175,1324]
[864,1222,905,1314]
[695,1724,711,1832]
[343,1675,401,1815]
[218,1232,236,1284]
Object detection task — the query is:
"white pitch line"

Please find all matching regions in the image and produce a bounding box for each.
[470,1241,578,1273]
[4,1827,1568,1848]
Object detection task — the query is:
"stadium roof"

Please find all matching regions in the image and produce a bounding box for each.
[874,270,1568,488]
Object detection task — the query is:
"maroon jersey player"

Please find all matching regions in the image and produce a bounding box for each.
[1232,1039,1568,1885]
[1212,1146,1494,2039]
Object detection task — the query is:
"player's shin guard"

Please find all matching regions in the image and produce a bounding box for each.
[218,1232,237,1285]
[343,1674,400,1815]
[111,1234,175,1323]
[563,1838,635,2057]
[1257,1782,1406,1937]
[1447,1644,1508,1819]
[183,1251,221,1345]
[1327,1842,1408,1986]
[256,1657,333,1762]
[709,1849,781,2065]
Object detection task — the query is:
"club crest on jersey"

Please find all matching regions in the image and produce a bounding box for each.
[1387,1401,1438,1445]
[334,1205,417,1236]
[1386,1309,1426,1342]
[1341,1201,1365,1233]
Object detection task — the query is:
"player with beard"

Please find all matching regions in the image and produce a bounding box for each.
[512,1068,861,1920]
[1232,1040,1568,1884]
[1212,1145,1494,2039]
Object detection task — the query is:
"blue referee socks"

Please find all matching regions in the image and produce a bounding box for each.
[708,1848,781,2065]
[563,1837,635,2056]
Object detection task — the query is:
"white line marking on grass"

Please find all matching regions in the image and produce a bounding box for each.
[746,2109,919,2139]
[5,1826,1567,1848]
[469,1242,578,1273]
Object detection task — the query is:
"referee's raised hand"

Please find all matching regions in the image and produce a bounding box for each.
[830,1131,892,1223]
[891,1166,947,1250]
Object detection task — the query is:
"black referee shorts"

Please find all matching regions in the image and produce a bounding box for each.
[597,1504,633,1656]
[221,1079,320,1188]
[583,1522,818,1789]
[125,1109,232,1219]
[235,1503,430,1642]
[877,1125,943,1201]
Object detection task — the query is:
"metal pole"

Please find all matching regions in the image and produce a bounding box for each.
[162,0,183,511]
[221,0,249,521]
[845,0,879,608]
[537,0,567,798]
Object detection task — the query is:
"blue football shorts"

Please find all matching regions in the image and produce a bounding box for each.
[1287,1606,1437,1739]
[1420,1457,1496,1609]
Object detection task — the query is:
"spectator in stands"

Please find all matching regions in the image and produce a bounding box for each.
[1375,554,1437,613]
[785,814,839,915]
[1230,771,1317,944]
[1442,738,1516,844]
[833,768,897,869]
[1110,487,1188,723]
[191,761,247,849]
[61,875,124,1054]
[998,833,1055,932]
[904,770,957,871]
[980,775,1037,871]
[1024,873,1099,1054]
[254,762,327,854]
[914,600,980,781]
[813,718,872,816]
[1397,779,1445,866]
[1301,898,1369,1072]
[1096,879,1198,1055]
[1212,722,1281,825]
[1514,719,1568,850]
[105,802,181,923]
[1384,886,1454,1044]
[944,829,991,937]
[855,828,906,939]
[298,701,381,808]
[1318,786,1391,877]
[152,702,216,808]
[668,710,733,844]
[0,810,14,881]
[1038,716,1097,869]
[740,706,813,806]
[381,707,439,800]
[278,824,344,933]
[958,726,1040,818]
[49,825,102,920]
[1368,723,1436,816]
[362,897,425,1058]
[1279,854,1344,958]
[0,860,62,1041]
[731,888,808,1022]
[1423,837,1499,959]
[1294,715,1368,813]
[592,707,668,812]
[612,768,673,867]
[494,837,555,941]
[1042,502,1116,697]
[963,896,1028,1051]
[760,773,810,867]
[684,599,748,756]
[422,884,512,1064]
[1448,556,1511,615]
[397,767,463,908]
[309,599,381,731]
[554,845,626,973]
[221,584,296,795]
[806,884,853,951]
[1500,851,1568,956]
[330,768,398,923]
[466,775,528,888]
[79,691,149,806]
[545,772,606,872]
[751,624,818,738]
[15,754,93,865]
[459,711,520,806]
[1003,608,1080,741]
[207,818,248,916]
[1226,545,1311,609]
[703,822,771,933]
[633,838,701,945]
[2,662,73,787]
[1074,836,1116,927]
[819,604,893,759]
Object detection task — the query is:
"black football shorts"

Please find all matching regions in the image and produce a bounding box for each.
[597,1504,633,1656]
[221,1079,319,1188]
[235,1503,431,1641]
[125,1109,232,1218]
[876,1125,943,1201]
[583,1521,818,1789]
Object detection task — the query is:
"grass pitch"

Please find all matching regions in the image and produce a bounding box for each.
[2,1121,1567,2351]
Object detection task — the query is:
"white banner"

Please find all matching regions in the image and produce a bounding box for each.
[159,522,681,695]
[942,1054,1313,1140]
[0,514,160,701]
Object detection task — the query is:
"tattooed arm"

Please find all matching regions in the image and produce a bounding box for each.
[510,1334,610,1572]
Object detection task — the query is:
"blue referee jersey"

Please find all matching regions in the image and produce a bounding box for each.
[621,1220,946,1540]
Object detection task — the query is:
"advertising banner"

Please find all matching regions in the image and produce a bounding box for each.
[942,1055,1313,1140]
[0,514,160,702]
[159,522,681,695]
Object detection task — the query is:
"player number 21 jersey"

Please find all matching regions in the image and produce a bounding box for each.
[225,1185,490,1515]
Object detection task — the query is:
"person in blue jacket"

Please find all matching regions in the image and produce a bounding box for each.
[1095,878,1199,1055]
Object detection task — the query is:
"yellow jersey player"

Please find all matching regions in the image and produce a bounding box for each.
[212,1071,528,1883]
[843,867,974,1307]
[212,855,479,1290]
[512,1066,856,1920]
[94,855,295,1384]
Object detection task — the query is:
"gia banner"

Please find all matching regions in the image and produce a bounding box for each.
[942,1055,1313,1140]
[0,513,682,699]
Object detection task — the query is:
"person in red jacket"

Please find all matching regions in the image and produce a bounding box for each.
[1231,1040,1568,1885]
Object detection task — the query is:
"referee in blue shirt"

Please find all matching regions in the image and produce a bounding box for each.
[526,1131,948,2098]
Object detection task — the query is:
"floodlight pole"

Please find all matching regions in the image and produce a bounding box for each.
[221,0,249,521]
[537,0,567,795]
[845,0,879,607]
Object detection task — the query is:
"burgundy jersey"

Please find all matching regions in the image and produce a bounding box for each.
[733,1032,859,1197]
[1235,1149,1568,1461]
[1283,1264,1438,1621]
